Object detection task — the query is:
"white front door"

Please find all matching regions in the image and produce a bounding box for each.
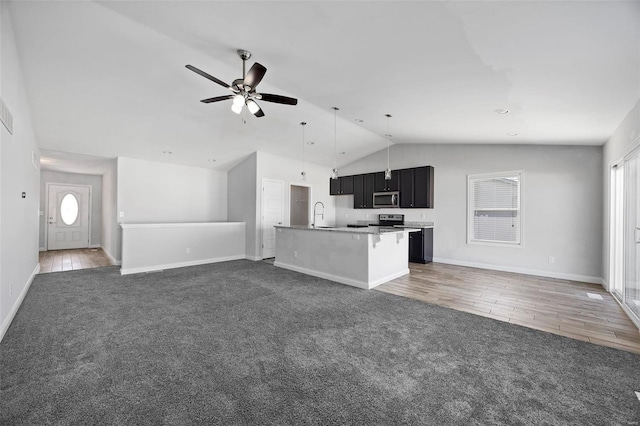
[47,184,90,250]
[261,179,284,259]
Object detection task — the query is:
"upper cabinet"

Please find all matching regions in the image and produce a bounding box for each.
[353,173,375,209]
[413,166,434,208]
[374,171,399,192]
[329,175,354,195]
[399,166,434,208]
[330,166,433,209]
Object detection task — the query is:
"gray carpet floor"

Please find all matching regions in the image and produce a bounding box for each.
[1,260,639,425]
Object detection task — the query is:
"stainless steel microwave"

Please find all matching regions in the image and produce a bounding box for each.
[373,191,400,208]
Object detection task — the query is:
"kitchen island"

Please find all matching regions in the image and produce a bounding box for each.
[274,225,418,289]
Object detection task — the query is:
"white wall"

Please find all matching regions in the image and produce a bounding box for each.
[117,156,227,224]
[38,171,102,249]
[336,143,603,283]
[120,222,245,274]
[0,3,41,340]
[101,159,119,263]
[227,153,257,259]
[602,100,640,288]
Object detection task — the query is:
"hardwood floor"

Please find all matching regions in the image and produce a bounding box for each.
[38,248,113,273]
[377,262,640,355]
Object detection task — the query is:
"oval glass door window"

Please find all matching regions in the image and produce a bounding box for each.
[60,193,79,225]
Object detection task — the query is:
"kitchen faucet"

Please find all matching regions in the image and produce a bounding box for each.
[312,201,324,228]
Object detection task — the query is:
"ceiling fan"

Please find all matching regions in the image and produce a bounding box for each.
[186,49,298,118]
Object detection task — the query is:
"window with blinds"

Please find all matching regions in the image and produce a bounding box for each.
[467,171,522,245]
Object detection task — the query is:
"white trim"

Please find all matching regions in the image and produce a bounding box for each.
[101,246,122,266]
[0,263,40,343]
[120,255,245,275]
[432,257,603,285]
[467,170,524,247]
[274,260,409,290]
[245,255,263,261]
[89,244,101,249]
[119,222,245,229]
[39,246,46,252]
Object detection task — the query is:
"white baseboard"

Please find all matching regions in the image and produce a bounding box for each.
[0,263,40,343]
[432,257,603,285]
[273,261,409,290]
[38,246,46,252]
[245,255,263,261]
[120,255,246,275]
[89,244,101,249]
[101,247,122,266]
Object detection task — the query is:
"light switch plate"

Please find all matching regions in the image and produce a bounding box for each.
[119,211,124,218]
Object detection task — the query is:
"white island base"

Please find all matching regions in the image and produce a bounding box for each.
[274,226,413,289]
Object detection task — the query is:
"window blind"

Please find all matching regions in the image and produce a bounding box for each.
[468,172,522,245]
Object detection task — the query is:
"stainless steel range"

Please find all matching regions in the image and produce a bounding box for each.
[377,214,404,227]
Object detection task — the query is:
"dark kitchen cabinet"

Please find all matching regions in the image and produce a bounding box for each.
[399,169,414,208]
[409,228,433,264]
[374,171,399,192]
[353,173,375,209]
[329,175,354,195]
[399,166,434,208]
[413,166,434,208]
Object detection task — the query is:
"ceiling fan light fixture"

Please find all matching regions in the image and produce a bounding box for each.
[231,103,243,114]
[233,94,245,107]
[247,100,260,115]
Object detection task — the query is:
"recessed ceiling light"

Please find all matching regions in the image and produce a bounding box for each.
[307,141,315,145]
[163,151,173,155]
[208,159,216,162]
[507,132,519,136]
[494,108,510,114]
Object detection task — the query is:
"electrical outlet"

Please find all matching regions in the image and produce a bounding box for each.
[365,214,369,218]
[119,211,125,218]
[185,248,190,254]
[421,213,426,219]
[548,256,555,264]
[293,250,298,258]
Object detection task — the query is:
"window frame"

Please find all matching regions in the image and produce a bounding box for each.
[467,170,524,248]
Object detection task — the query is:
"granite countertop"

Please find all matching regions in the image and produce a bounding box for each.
[396,221,434,228]
[275,225,420,235]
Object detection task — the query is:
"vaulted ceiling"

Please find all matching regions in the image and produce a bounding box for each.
[7,1,639,171]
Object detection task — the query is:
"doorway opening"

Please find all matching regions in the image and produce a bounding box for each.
[290,184,311,227]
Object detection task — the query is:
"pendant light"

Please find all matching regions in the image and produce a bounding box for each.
[300,122,307,181]
[331,107,339,180]
[385,114,392,180]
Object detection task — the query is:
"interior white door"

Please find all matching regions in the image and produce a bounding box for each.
[47,184,90,250]
[261,179,284,259]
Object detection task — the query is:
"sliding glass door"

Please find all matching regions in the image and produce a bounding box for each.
[624,150,640,319]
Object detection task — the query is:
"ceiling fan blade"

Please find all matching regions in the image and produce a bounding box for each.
[244,62,267,90]
[259,93,298,105]
[185,65,231,89]
[201,95,234,103]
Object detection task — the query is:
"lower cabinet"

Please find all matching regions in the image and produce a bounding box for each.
[409,228,433,264]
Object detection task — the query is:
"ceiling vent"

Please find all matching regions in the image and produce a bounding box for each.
[0,97,13,135]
